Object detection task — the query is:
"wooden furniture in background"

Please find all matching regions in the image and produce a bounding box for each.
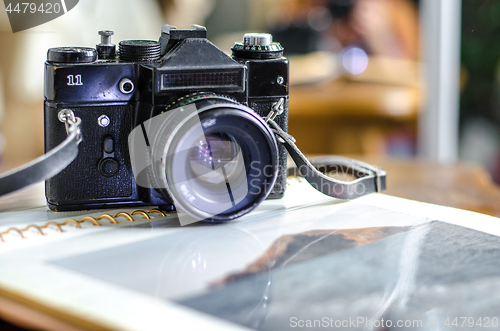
[321,156,500,218]
[374,158,500,219]
[288,55,422,156]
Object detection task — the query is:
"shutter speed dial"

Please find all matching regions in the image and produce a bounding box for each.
[244,33,273,46]
[232,33,284,59]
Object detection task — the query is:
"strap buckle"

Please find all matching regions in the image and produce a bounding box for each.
[265,98,285,122]
[58,109,82,144]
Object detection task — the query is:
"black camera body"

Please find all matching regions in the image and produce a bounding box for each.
[44,25,289,214]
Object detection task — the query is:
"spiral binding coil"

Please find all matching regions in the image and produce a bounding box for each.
[0,209,170,243]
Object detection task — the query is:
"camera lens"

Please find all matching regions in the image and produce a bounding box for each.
[146,94,279,222]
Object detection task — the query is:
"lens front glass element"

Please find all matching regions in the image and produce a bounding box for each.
[188,133,244,187]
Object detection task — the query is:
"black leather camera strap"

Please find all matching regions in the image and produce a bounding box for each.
[268,119,386,200]
[0,118,82,196]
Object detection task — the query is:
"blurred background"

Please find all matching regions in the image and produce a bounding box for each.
[0,0,499,184]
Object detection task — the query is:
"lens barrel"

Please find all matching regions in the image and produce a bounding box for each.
[147,94,279,222]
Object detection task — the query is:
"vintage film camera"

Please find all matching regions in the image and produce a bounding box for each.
[44,25,289,222]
